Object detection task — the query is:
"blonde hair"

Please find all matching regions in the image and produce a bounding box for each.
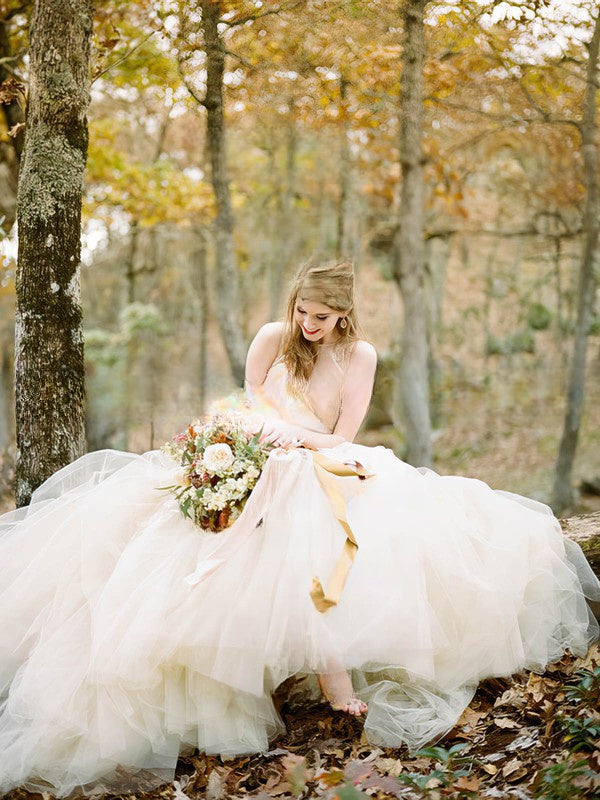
[280,260,364,385]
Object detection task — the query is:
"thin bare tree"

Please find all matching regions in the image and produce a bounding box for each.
[391,0,433,467]
[552,9,600,513]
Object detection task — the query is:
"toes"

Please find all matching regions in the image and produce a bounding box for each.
[346,697,367,716]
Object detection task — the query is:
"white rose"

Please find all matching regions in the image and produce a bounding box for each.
[203,443,234,473]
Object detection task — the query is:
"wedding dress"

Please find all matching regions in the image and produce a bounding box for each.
[1,344,598,797]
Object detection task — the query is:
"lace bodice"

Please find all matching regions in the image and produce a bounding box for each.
[248,343,350,434]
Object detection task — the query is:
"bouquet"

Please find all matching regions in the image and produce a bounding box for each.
[158,412,273,532]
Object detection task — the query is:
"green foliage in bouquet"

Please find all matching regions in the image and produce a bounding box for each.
[158,415,273,532]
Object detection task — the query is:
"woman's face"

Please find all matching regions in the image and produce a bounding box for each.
[294,297,343,344]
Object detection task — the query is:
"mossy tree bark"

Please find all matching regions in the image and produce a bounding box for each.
[14,0,93,507]
[391,0,432,468]
[552,10,600,514]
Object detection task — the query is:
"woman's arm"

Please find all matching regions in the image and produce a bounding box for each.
[332,340,378,442]
[283,342,377,448]
[245,322,309,446]
[245,324,377,450]
[245,321,285,389]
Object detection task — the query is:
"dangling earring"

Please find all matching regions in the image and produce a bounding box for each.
[340,317,347,329]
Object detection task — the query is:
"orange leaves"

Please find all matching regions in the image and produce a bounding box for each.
[454,773,482,792]
[85,117,215,227]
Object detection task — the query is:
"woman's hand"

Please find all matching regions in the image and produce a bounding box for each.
[258,419,305,449]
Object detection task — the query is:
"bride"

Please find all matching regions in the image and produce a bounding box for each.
[0,259,598,797]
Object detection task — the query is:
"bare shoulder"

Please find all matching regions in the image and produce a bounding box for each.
[245,321,285,384]
[254,320,285,344]
[349,339,378,370]
[337,340,378,433]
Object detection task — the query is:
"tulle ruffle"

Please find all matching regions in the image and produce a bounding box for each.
[0,443,598,796]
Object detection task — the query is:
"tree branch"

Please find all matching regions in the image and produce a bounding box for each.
[223,48,254,70]
[445,123,514,154]
[92,32,156,83]
[429,95,581,131]
[0,60,23,80]
[461,226,582,239]
[220,0,306,28]
[515,71,553,121]
[176,54,206,107]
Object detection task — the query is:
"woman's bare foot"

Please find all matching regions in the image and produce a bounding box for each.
[317,670,367,716]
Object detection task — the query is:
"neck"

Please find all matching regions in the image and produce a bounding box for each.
[317,332,342,347]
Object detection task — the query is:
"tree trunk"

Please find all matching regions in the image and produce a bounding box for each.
[552,11,600,514]
[0,340,14,449]
[553,234,566,352]
[124,114,167,305]
[193,226,209,412]
[14,0,92,507]
[391,0,432,467]
[336,74,351,259]
[201,0,246,385]
[121,220,139,450]
[425,232,452,427]
[269,101,297,319]
[125,220,140,304]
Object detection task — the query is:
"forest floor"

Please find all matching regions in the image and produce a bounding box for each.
[165,646,600,800]
[5,645,599,800]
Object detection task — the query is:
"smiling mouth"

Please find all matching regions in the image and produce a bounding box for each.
[302,326,320,335]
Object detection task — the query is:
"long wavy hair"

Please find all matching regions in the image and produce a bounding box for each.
[280,260,364,386]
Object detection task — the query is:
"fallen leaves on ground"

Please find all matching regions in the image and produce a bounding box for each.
[4,645,600,800]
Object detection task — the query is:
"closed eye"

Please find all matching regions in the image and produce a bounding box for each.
[297,307,329,320]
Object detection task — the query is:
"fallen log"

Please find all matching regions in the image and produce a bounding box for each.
[560,511,600,577]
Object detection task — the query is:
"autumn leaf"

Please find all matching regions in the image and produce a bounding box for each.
[502,757,527,781]
[494,716,521,729]
[8,122,25,138]
[0,77,26,107]
[454,774,481,791]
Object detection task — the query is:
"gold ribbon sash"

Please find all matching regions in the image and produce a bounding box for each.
[309,452,375,613]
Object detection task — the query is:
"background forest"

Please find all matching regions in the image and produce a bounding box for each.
[1,0,599,514]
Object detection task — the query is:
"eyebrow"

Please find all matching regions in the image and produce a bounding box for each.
[298,307,330,315]
[297,301,331,314]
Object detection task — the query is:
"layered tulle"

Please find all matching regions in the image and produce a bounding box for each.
[0,439,598,797]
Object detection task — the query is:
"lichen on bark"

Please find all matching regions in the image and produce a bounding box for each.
[18,125,86,226]
[14,0,93,507]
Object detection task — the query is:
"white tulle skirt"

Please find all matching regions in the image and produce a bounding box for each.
[0,443,598,796]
